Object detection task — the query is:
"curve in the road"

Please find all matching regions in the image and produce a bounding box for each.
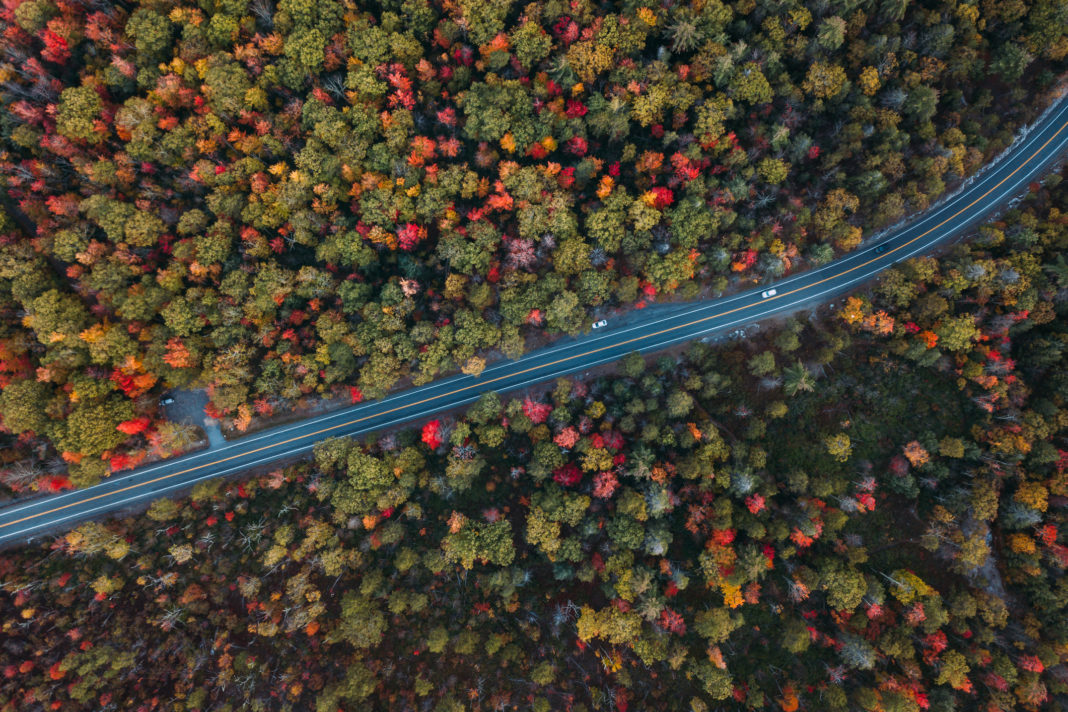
[3,93,1068,546]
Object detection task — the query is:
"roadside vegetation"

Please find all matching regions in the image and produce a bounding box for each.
[1,0,1067,489]
[3,174,1068,711]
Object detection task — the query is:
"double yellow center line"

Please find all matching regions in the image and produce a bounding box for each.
[3,112,1067,533]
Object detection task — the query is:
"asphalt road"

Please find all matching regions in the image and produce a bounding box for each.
[3,96,1068,547]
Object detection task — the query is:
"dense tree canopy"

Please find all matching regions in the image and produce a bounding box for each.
[1,2,1068,708]
[1,0,1066,490]
[4,173,1068,712]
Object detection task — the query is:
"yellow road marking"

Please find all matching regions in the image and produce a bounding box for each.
[4,116,1067,532]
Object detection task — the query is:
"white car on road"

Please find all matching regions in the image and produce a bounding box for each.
[592,319,608,329]
[761,288,777,299]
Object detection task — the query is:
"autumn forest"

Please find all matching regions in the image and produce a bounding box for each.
[2,0,1068,710]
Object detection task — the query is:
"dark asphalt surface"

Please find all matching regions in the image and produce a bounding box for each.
[3,95,1068,547]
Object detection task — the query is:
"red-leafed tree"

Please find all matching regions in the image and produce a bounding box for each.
[116,417,152,436]
[522,398,552,424]
[552,462,581,487]
[397,223,427,251]
[421,419,443,449]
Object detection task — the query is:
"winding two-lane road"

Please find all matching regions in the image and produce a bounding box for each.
[3,95,1068,547]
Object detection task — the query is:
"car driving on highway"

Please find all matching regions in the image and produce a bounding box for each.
[592,319,608,329]
[761,288,777,299]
